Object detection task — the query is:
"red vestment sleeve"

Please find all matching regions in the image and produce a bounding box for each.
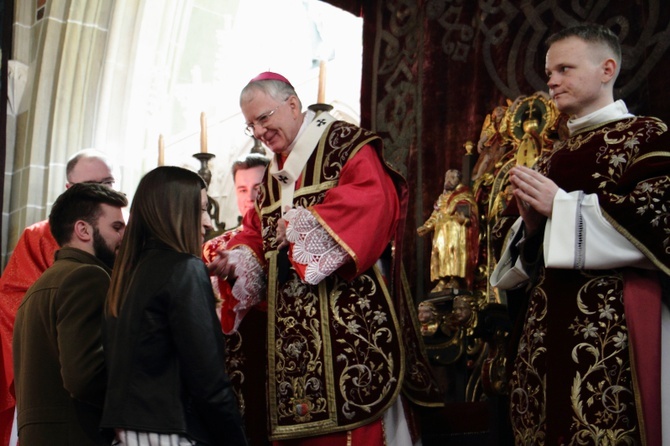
[0,220,59,441]
[309,145,399,280]
[229,146,398,283]
[227,209,266,268]
[202,232,238,334]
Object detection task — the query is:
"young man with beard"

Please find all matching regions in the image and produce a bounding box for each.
[0,149,117,446]
[12,183,127,445]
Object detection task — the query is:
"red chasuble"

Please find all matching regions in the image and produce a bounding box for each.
[230,120,442,441]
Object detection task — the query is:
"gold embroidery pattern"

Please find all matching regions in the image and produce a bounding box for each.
[541,117,665,172]
[224,331,246,417]
[272,270,400,430]
[566,273,638,444]
[538,117,669,262]
[615,175,670,256]
[274,276,328,424]
[510,271,640,445]
[589,121,669,255]
[294,192,326,210]
[262,212,282,252]
[509,285,548,445]
[330,273,398,418]
[322,122,376,182]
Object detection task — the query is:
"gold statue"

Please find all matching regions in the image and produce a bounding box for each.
[418,169,479,294]
[452,295,475,329]
[505,92,558,168]
[417,301,440,337]
[514,102,543,167]
[471,104,510,182]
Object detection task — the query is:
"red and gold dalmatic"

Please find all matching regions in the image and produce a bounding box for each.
[510,116,669,445]
[231,120,442,441]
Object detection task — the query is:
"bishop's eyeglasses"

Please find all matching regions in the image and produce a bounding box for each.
[244,100,287,136]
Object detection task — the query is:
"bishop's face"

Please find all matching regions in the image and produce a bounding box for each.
[241,90,303,157]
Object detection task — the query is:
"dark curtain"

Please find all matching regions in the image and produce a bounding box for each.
[324,0,670,300]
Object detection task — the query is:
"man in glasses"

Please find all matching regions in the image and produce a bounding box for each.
[208,72,442,445]
[0,149,116,446]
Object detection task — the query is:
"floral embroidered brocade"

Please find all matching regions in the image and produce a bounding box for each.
[508,117,669,445]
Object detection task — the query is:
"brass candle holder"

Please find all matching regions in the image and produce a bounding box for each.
[193,152,223,237]
[193,152,215,185]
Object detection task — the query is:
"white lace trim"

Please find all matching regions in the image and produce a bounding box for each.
[229,247,266,332]
[284,207,350,285]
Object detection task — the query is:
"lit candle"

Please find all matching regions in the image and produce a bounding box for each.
[200,112,208,153]
[158,134,165,166]
[317,60,326,104]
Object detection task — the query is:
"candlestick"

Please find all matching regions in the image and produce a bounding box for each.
[317,60,326,103]
[200,112,208,153]
[193,152,215,185]
[158,134,165,166]
[193,151,222,238]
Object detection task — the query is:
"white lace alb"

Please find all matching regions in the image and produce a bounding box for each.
[229,247,266,332]
[284,207,350,285]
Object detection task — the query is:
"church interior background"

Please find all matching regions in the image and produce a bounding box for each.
[2,0,669,444]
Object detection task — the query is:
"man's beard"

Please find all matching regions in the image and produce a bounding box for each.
[92,227,117,269]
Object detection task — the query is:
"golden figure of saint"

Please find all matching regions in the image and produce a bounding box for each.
[418,169,479,293]
[471,104,510,182]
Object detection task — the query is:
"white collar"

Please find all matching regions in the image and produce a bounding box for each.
[285,109,316,154]
[269,109,335,215]
[567,100,634,135]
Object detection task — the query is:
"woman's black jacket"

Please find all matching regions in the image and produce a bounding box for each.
[101,243,247,446]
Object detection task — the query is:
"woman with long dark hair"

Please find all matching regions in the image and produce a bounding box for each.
[102,166,247,446]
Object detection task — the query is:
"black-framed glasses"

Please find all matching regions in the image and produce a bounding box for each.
[244,100,287,136]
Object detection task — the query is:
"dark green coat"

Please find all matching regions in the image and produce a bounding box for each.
[13,247,111,445]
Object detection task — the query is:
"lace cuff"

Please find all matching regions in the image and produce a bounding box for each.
[229,247,266,332]
[284,207,350,285]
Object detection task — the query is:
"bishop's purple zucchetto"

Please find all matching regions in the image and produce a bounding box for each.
[249,72,293,88]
